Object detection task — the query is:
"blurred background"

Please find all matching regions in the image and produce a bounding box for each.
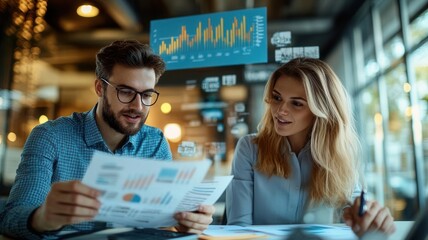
[0,0,427,223]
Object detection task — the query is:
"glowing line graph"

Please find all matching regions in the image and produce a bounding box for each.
[150,7,267,70]
[158,16,253,55]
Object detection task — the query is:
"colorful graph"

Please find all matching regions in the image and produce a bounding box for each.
[150,7,267,70]
[95,173,119,186]
[157,168,178,183]
[176,168,196,184]
[123,193,141,203]
[155,167,196,184]
[123,174,154,190]
[148,192,173,205]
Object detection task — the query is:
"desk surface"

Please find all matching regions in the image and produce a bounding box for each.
[0,221,414,240]
[364,221,412,240]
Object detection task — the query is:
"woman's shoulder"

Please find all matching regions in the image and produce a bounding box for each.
[236,133,259,153]
[232,134,259,167]
[237,133,257,145]
[240,133,257,141]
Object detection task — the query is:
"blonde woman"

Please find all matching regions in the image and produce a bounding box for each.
[225,58,395,237]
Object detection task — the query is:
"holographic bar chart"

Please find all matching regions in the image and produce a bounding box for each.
[150,7,267,70]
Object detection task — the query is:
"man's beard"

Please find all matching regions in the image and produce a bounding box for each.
[102,96,147,135]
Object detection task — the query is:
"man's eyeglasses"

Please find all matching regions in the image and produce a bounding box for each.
[100,78,159,106]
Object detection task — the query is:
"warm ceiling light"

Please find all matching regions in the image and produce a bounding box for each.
[7,132,17,142]
[164,123,182,143]
[39,115,49,124]
[160,102,172,114]
[76,4,99,18]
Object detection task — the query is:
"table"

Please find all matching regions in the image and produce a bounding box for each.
[0,221,414,240]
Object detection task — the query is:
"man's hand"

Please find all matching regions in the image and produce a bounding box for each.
[343,198,396,237]
[31,180,101,232]
[173,204,215,234]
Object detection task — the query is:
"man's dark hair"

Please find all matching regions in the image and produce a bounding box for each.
[95,40,166,82]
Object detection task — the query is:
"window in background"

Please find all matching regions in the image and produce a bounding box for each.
[384,63,417,220]
[356,83,385,205]
[352,0,428,218]
[383,34,405,68]
[407,0,427,19]
[409,7,428,48]
[380,0,400,41]
[353,9,387,206]
[410,42,428,198]
[380,0,403,69]
[361,15,378,82]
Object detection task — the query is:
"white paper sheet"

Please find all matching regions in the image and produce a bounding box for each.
[82,151,231,228]
[176,176,233,212]
[203,225,268,238]
[246,224,357,239]
[203,224,357,239]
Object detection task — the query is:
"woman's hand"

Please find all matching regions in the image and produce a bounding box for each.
[343,198,396,237]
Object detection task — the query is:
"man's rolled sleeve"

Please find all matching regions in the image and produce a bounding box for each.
[1,206,45,239]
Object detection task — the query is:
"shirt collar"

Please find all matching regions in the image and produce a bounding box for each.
[127,131,140,148]
[284,138,311,155]
[84,105,105,147]
[118,132,137,151]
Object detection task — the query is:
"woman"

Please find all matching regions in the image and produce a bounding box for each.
[226,58,395,237]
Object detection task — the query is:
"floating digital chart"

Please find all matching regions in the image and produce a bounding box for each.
[150,7,267,70]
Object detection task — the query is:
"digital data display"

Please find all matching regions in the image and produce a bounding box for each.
[150,7,267,70]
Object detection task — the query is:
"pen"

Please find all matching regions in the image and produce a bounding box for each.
[358,190,367,217]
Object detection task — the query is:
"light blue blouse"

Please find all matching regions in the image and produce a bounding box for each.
[226,134,360,226]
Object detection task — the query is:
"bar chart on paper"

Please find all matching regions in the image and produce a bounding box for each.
[157,167,198,184]
[123,174,155,190]
[122,167,199,190]
[83,152,215,227]
[148,191,173,205]
[150,7,267,70]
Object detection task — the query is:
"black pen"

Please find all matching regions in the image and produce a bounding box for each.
[358,190,367,217]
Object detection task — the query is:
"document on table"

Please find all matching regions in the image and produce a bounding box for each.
[82,151,232,228]
[201,225,269,239]
[203,224,357,240]
[246,224,357,240]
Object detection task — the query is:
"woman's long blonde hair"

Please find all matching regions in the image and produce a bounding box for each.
[254,58,360,206]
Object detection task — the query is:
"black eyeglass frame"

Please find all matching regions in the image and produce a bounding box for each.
[100,78,160,106]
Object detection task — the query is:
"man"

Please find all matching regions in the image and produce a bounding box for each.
[0,40,215,239]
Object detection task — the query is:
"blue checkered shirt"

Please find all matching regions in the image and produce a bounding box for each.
[0,106,172,239]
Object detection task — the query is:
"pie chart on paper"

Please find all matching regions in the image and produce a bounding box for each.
[122,193,141,203]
